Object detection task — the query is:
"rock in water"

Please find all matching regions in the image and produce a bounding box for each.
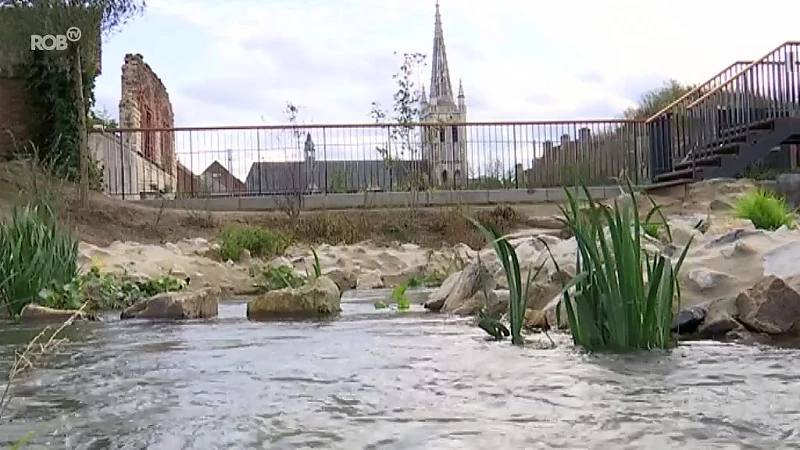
[736,275,800,335]
[121,288,220,320]
[671,305,707,334]
[247,275,341,319]
[19,304,94,323]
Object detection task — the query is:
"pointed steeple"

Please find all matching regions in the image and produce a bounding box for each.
[457,79,464,98]
[429,0,454,103]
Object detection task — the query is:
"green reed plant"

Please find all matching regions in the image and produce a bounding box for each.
[0,204,79,317]
[468,218,544,345]
[551,180,691,351]
[733,187,794,231]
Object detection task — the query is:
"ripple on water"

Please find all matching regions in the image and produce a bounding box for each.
[2,299,800,449]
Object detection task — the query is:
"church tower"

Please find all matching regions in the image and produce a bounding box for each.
[420,0,467,187]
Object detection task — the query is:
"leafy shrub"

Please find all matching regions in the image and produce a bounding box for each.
[552,181,690,351]
[0,204,78,317]
[39,266,188,311]
[733,188,794,231]
[217,224,291,262]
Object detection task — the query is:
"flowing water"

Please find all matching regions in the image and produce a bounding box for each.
[2,289,800,449]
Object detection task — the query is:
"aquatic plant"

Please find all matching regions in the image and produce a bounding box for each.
[468,218,543,345]
[551,180,691,351]
[307,247,322,279]
[373,300,389,309]
[0,203,79,317]
[216,223,291,262]
[391,281,411,310]
[733,187,794,231]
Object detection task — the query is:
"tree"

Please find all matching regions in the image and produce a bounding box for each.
[623,79,694,120]
[0,0,146,208]
[369,51,427,194]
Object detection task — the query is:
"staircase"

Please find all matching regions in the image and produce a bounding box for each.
[646,42,800,188]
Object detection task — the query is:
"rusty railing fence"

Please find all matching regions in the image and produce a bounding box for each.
[87,119,648,200]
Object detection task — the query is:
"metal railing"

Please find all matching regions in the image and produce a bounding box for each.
[646,61,753,177]
[87,120,647,199]
[684,42,800,160]
[647,42,800,177]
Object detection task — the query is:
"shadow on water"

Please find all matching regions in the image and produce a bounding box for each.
[2,289,800,448]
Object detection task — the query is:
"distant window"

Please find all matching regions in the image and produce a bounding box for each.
[439,127,446,142]
[452,126,458,142]
[441,169,448,183]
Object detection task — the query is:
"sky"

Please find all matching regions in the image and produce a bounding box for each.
[88,0,800,181]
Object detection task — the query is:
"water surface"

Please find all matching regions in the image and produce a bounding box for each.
[2,289,800,449]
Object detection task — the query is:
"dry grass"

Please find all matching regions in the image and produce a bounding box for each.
[0,160,546,249]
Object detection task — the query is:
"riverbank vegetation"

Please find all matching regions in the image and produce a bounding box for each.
[553,181,691,351]
[473,180,693,351]
[0,199,188,318]
[733,187,795,231]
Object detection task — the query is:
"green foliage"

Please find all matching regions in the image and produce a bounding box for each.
[391,282,411,310]
[373,300,389,309]
[217,224,291,262]
[309,247,321,279]
[733,188,795,231]
[0,204,79,318]
[257,248,321,292]
[552,180,691,351]
[260,265,306,291]
[624,79,694,119]
[23,50,103,190]
[477,309,510,341]
[369,51,427,192]
[329,171,348,193]
[39,266,187,311]
[469,217,542,345]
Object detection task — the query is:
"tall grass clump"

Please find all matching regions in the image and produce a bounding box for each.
[553,180,691,351]
[217,224,291,262]
[468,218,545,345]
[0,204,79,317]
[733,188,794,231]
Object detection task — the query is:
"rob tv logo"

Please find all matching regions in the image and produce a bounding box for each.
[30,27,81,51]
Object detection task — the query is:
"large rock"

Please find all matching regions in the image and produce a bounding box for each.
[121,288,220,320]
[776,173,800,209]
[441,262,496,314]
[693,297,745,340]
[247,275,341,319]
[19,304,94,323]
[356,270,384,290]
[736,275,800,334]
[323,268,357,291]
[423,270,462,312]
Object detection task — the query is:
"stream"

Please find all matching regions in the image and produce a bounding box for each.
[2,289,800,449]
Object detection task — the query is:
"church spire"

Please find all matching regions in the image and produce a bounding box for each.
[429,0,454,102]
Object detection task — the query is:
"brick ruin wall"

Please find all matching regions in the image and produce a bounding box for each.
[118,53,177,192]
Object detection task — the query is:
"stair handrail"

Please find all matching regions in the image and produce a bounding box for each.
[685,41,800,110]
[644,61,753,124]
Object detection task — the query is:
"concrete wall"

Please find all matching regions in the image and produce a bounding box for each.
[132,186,624,211]
[89,131,177,198]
